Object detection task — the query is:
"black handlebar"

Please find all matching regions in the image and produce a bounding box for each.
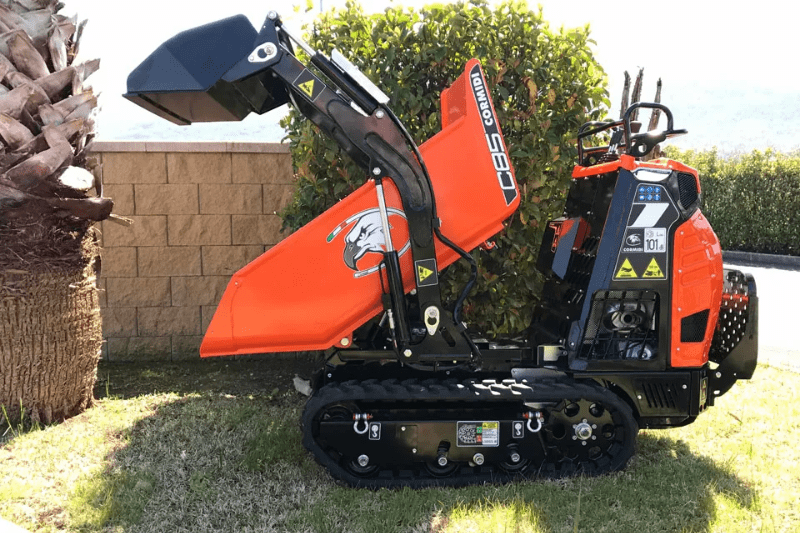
[577,102,686,163]
[622,102,674,141]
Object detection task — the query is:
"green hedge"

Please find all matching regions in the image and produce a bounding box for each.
[280,0,608,336]
[665,148,800,256]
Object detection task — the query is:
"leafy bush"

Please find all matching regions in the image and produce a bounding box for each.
[666,148,800,256]
[280,0,608,336]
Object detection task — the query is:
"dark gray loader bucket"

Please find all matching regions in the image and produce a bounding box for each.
[124,15,288,125]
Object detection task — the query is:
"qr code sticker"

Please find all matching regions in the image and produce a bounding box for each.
[458,424,477,445]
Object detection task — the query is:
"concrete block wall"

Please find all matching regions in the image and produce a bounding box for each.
[94,142,295,361]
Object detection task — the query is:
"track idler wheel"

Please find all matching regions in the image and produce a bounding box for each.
[539,382,637,476]
[498,443,529,473]
[424,441,460,477]
[317,402,380,479]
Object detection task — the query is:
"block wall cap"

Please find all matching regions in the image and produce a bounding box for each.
[93,141,291,154]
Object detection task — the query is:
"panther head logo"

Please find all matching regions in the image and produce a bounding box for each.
[626,233,642,246]
[327,208,410,278]
[342,212,386,270]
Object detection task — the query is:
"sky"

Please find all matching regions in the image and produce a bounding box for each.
[72,0,800,154]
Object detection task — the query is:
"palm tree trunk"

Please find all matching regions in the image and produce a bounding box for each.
[1,241,101,424]
[0,1,110,425]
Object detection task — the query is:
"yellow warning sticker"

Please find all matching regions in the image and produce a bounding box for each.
[418,265,434,283]
[298,79,316,98]
[643,257,665,278]
[615,258,638,279]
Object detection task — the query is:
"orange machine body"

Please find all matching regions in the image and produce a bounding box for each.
[670,211,723,367]
[201,59,519,357]
[570,156,723,369]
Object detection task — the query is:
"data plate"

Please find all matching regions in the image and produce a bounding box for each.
[456,421,499,447]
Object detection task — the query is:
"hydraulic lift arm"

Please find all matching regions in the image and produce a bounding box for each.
[125,11,477,362]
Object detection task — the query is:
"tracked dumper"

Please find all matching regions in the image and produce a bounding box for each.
[125,10,758,488]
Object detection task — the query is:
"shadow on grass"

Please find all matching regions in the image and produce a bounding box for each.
[67,385,759,533]
[94,357,321,400]
[288,432,757,533]
[68,390,322,532]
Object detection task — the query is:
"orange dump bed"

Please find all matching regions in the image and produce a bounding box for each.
[201,59,519,356]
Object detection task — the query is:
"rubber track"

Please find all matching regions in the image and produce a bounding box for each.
[301,377,637,488]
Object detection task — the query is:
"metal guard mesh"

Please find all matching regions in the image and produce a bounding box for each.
[579,290,659,361]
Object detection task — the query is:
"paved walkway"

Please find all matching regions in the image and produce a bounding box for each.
[0,518,30,533]
[724,262,799,373]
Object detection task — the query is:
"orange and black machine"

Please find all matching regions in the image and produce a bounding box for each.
[125,10,757,487]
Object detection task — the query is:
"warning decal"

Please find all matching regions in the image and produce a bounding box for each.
[292,70,323,102]
[643,258,665,278]
[456,421,500,447]
[616,258,638,279]
[298,80,315,98]
[415,259,438,287]
[613,183,679,281]
[418,265,434,283]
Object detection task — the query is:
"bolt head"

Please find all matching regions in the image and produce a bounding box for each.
[357,454,369,467]
[375,109,386,119]
[510,452,521,464]
[472,453,485,466]
[437,455,448,467]
[340,337,350,347]
[403,349,413,358]
[372,167,381,176]
[267,10,278,19]
[575,422,593,440]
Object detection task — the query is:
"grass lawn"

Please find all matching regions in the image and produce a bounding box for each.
[1,361,798,533]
